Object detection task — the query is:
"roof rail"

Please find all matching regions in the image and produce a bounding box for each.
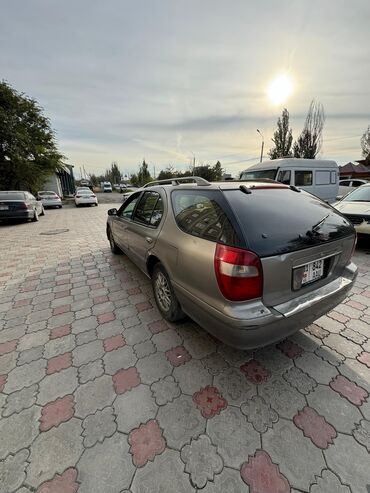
[234,178,277,183]
[144,176,211,187]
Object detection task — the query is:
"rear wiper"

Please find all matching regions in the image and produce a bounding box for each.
[311,214,330,233]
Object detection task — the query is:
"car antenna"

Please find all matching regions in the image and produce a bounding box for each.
[239,185,252,194]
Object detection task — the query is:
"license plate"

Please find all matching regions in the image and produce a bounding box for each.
[0,205,9,210]
[302,259,324,285]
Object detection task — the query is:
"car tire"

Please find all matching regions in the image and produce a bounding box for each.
[152,263,184,322]
[108,228,122,254]
[32,209,39,222]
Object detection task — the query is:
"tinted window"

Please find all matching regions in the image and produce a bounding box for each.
[277,170,291,184]
[340,180,350,186]
[150,196,164,227]
[118,193,141,219]
[240,169,277,180]
[172,190,241,246]
[0,192,25,200]
[224,189,354,257]
[316,170,330,185]
[352,181,364,187]
[295,171,312,186]
[133,192,163,227]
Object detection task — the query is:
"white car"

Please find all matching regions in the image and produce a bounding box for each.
[75,190,98,207]
[37,191,62,208]
[334,183,370,236]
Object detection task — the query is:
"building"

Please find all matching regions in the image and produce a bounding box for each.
[339,162,370,180]
[43,164,76,197]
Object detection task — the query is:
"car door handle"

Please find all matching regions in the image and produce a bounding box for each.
[145,237,153,244]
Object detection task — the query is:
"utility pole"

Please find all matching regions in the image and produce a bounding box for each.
[192,156,195,176]
[257,129,264,163]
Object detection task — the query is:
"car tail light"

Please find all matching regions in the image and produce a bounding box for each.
[76,195,81,198]
[91,194,96,198]
[214,244,263,301]
[18,202,28,209]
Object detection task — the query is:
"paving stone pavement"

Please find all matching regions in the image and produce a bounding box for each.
[0,205,369,492]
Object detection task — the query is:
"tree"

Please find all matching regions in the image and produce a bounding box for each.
[157,165,176,180]
[136,159,152,186]
[0,80,64,192]
[105,161,121,184]
[212,161,223,181]
[293,100,325,159]
[360,125,370,162]
[268,108,293,159]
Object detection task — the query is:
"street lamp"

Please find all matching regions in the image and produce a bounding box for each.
[257,129,264,163]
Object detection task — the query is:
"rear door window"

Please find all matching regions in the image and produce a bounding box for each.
[133,191,163,227]
[172,190,241,246]
[295,170,313,186]
[224,188,353,257]
[340,180,350,186]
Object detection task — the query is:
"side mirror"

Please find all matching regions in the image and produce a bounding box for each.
[335,195,343,201]
[108,208,117,216]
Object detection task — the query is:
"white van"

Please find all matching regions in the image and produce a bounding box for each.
[240,158,339,202]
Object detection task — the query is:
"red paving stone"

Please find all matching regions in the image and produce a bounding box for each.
[56,279,70,286]
[127,287,142,295]
[104,334,126,352]
[0,374,7,393]
[360,290,370,298]
[55,290,71,299]
[136,301,152,312]
[46,352,72,375]
[53,304,71,315]
[346,300,366,311]
[277,339,303,359]
[328,311,350,324]
[240,360,271,384]
[293,407,337,449]
[165,346,192,367]
[13,298,31,307]
[39,395,75,431]
[113,367,141,394]
[50,324,71,340]
[148,320,168,334]
[94,295,109,304]
[241,450,290,493]
[305,324,329,340]
[129,419,166,467]
[357,352,370,368]
[0,339,18,356]
[98,312,116,324]
[36,468,78,493]
[90,283,104,290]
[193,385,227,418]
[330,375,368,406]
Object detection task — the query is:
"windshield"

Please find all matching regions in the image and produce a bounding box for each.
[0,192,25,200]
[39,191,57,196]
[240,169,277,180]
[343,187,370,202]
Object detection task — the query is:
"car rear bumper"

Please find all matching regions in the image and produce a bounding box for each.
[75,199,97,205]
[42,200,61,207]
[175,262,357,349]
[0,210,34,220]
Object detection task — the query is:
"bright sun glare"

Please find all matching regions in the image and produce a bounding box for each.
[268,74,294,105]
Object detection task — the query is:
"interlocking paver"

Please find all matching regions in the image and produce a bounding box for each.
[27,419,83,489]
[1,205,369,493]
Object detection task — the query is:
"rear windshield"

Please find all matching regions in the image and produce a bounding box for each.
[224,188,354,257]
[240,169,276,180]
[0,192,25,200]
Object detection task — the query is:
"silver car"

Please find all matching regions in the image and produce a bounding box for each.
[37,191,63,208]
[106,177,357,349]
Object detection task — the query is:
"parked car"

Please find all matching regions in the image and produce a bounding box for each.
[338,178,369,198]
[75,186,91,193]
[106,177,357,349]
[240,158,339,203]
[0,191,44,222]
[37,191,62,208]
[75,189,98,207]
[100,181,113,193]
[334,183,370,236]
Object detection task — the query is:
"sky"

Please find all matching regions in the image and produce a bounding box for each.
[1,0,369,178]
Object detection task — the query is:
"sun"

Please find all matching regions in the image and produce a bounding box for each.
[268,74,294,105]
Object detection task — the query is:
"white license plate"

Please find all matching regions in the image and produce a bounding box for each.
[0,205,9,210]
[302,259,324,285]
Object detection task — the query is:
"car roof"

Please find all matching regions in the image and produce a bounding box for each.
[142,180,290,192]
[243,158,338,172]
